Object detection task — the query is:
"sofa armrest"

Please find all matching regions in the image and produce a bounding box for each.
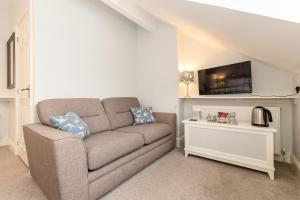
[23,124,89,200]
[153,112,177,148]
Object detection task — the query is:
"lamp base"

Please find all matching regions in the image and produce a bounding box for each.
[185,82,191,98]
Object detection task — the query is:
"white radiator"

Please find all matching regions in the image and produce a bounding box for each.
[192,105,281,155]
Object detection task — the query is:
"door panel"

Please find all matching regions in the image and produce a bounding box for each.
[16,12,31,165]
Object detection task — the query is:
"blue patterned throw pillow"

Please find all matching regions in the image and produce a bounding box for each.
[49,112,90,139]
[131,107,156,125]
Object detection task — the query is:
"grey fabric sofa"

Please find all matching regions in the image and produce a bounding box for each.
[23,97,176,200]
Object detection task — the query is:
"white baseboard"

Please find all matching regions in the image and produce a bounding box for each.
[291,154,300,171]
[0,137,8,147]
[274,152,291,163]
[176,136,184,148]
[7,138,17,155]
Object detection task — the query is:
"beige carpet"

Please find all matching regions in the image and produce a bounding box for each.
[0,147,299,200]
[0,147,46,200]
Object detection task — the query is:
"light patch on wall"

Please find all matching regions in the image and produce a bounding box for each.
[177,25,225,50]
[177,32,205,72]
[178,66,197,72]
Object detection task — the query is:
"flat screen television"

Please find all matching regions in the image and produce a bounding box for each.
[198,61,252,95]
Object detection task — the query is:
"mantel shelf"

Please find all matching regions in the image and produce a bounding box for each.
[179,95,299,100]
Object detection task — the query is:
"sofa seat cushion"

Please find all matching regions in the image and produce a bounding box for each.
[84,131,144,170]
[88,135,172,183]
[117,123,172,145]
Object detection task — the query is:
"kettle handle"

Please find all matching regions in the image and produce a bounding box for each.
[263,109,268,124]
[264,109,273,123]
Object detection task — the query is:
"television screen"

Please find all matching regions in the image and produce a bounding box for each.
[198,61,252,95]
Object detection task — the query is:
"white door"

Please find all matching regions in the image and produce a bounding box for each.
[16,11,32,166]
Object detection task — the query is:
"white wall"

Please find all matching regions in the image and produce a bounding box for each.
[293,73,300,161]
[0,3,10,94]
[136,22,178,113]
[251,61,294,96]
[178,34,294,97]
[0,5,10,146]
[33,0,138,106]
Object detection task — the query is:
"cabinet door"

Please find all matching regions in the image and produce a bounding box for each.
[187,126,268,161]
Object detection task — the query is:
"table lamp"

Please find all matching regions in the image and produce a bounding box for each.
[181,71,194,97]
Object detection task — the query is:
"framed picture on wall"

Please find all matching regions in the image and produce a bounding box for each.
[7,32,16,89]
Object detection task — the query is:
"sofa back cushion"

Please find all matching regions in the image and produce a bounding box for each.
[102,97,140,129]
[37,98,111,134]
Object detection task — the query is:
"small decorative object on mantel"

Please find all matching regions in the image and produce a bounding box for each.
[218,112,228,123]
[207,114,213,122]
[206,112,238,125]
[228,112,238,125]
[192,110,202,121]
[7,32,16,89]
[181,71,194,98]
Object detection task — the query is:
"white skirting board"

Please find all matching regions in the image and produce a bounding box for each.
[0,137,17,154]
[0,137,8,147]
[176,136,184,148]
[7,138,17,155]
[274,153,291,163]
[292,154,300,171]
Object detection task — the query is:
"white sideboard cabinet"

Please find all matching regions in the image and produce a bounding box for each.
[183,120,277,179]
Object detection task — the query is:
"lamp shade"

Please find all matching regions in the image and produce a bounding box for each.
[181,71,194,83]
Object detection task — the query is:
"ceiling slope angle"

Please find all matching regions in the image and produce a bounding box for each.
[131,0,300,72]
[100,0,157,32]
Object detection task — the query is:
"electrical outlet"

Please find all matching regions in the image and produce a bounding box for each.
[296,86,300,94]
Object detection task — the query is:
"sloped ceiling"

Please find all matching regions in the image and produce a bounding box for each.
[131,0,300,72]
[188,0,300,24]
